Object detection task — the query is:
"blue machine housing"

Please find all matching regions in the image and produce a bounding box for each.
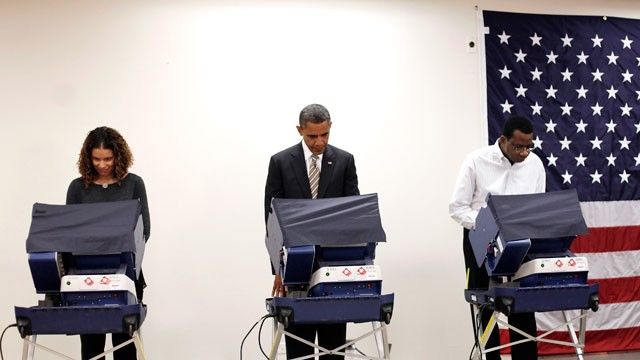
[15,200,147,337]
[61,291,138,307]
[282,243,377,287]
[308,280,382,297]
[27,252,62,294]
[265,194,394,326]
[465,190,599,314]
[282,245,316,286]
[266,294,394,325]
[518,271,588,288]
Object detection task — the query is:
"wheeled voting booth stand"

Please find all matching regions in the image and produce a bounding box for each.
[464,189,599,360]
[265,194,394,360]
[14,200,147,360]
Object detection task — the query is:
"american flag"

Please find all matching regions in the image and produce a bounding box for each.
[483,10,640,354]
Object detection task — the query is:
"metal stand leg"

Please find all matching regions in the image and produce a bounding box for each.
[21,335,75,360]
[468,305,481,360]
[379,322,391,359]
[18,331,146,360]
[88,333,141,360]
[477,310,499,358]
[578,309,587,346]
[271,322,391,360]
[562,310,585,360]
[372,322,385,357]
[468,305,487,360]
[480,310,588,354]
[22,335,37,360]
[270,322,285,360]
[132,331,147,360]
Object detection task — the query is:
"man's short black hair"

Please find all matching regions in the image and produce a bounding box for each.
[502,115,534,138]
[299,104,331,126]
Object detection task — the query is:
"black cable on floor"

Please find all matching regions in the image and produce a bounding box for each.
[257,314,272,359]
[240,314,272,360]
[353,346,370,357]
[0,323,17,360]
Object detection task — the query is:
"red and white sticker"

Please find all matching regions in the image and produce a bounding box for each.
[342,268,352,276]
[84,277,94,286]
[357,267,367,275]
[555,260,563,268]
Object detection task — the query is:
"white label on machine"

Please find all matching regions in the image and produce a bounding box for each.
[60,274,136,296]
[495,235,504,255]
[513,257,589,280]
[309,265,382,289]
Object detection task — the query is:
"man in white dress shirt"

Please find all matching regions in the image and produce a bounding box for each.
[450,115,545,360]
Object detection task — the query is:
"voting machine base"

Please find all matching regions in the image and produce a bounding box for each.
[13,304,147,360]
[266,295,394,360]
[465,284,599,360]
[264,195,394,359]
[464,284,600,315]
[13,201,149,360]
[464,190,601,360]
[15,303,146,337]
[266,294,394,326]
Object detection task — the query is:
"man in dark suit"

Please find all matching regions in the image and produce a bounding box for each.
[264,103,359,360]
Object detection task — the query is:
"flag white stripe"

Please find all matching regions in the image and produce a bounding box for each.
[497,302,640,331]
[580,200,640,227]
[535,301,640,331]
[579,250,640,279]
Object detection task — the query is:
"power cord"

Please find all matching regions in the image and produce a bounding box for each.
[0,323,17,360]
[257,314,272,358]
[468,303,488,360]
[353,346,370,357]
[240,314,273,360]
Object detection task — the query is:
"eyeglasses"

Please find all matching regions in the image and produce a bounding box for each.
[509,141,535,153]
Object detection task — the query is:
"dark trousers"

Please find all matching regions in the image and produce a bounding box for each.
[81,282,144,360]
[81,333,137,360]
[463,228,538,360]
[285,323,347,359]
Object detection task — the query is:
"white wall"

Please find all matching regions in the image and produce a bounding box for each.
[1,1,638,359]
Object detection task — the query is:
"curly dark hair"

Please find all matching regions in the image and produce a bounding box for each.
[77,126,133,187]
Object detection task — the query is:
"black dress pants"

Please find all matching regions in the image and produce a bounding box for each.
[80,282,144,360]
[285,323,347,359]
[463,228,538,360]
[81,333,137,360]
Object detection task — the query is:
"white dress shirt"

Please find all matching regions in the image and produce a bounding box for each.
[449,141,546,229]
[301,141,323,176]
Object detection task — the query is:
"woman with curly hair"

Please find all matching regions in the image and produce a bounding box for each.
[66,126,150,360]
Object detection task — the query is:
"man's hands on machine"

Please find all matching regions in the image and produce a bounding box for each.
[272,274,286,297]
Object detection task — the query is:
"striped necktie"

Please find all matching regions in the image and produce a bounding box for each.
[309,155,320,199]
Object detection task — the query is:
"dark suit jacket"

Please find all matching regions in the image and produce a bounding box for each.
[264,143,360,223]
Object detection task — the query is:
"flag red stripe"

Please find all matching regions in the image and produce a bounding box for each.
[588,277,640,304]
[499,327,640,354]
[572,226,640,253]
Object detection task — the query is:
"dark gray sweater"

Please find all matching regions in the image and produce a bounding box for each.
[66,173,151,240]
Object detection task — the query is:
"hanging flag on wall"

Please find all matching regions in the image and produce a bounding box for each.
[482,10,640,354]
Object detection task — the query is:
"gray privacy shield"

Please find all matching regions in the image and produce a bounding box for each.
[486,188,588,241]
[265,194,386,271]
[26,200,144,263]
